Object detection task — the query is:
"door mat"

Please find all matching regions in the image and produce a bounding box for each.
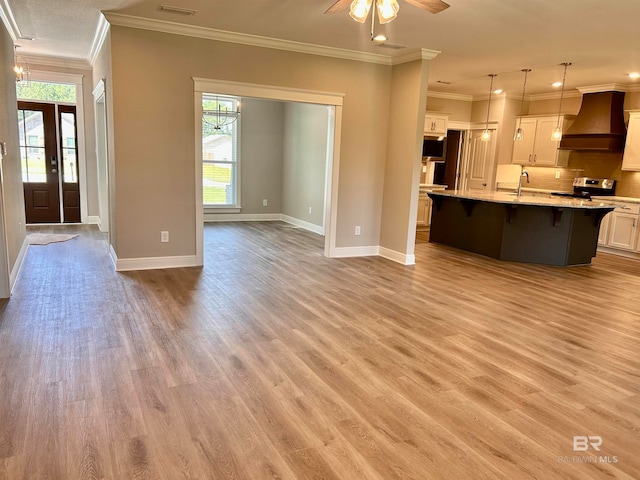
[27,233,79,245]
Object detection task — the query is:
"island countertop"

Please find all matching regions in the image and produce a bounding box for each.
[428,190,618,210]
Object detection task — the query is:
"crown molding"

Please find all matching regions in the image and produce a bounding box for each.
[427,90,473,102]
[390,48,440,65]
[577,83,628,94]
[0,0,20,41]
[22,54,90,71]
[527,89,582,102]
[104,12,396,66]
[89,13,110,66]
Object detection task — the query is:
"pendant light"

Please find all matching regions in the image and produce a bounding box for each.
[481,74,497,142]
[514,68,531,141]
[551,62,571,141]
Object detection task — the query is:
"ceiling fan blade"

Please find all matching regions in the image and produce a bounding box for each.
[325,0,353,14]
[403,0,450,14]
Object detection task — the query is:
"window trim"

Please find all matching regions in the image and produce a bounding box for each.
[201,95,241,209]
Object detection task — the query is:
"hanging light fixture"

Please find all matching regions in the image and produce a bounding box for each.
[202,96,240,131]
[349,0,399,24]
[551,62,571,141]
[13,45,31,85]
[514,68,531,141]
[481,74,497,142]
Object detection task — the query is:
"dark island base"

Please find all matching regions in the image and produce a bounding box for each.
[428,195,612,267]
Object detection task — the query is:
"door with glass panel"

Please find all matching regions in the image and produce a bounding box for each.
[18,101,80,223]
[58,105,80,222]
[18,101,60,223]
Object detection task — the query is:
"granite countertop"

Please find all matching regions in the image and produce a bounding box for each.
[592,195,640,204]
[427,190,618,210]
[419,184,448,189]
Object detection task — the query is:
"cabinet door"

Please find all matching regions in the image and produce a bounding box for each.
[416,193,427,226]
[511,118,537,164]
[607,212,638,250]
[532,117,562,166]
[622,114,640,171]
[598,213,611,245]
[424,115,447,135]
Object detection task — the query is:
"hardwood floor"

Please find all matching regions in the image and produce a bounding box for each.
[1,221,639,479]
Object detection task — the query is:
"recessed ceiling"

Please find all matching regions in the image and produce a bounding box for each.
[6,0,640,97]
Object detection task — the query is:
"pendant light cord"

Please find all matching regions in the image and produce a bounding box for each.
[517,69,531,130]
[555,63,571,129]
[484,74,497,131]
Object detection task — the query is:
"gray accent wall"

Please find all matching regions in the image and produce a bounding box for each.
[282,102,329,228]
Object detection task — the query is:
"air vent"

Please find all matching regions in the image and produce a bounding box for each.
[377,42,405,50]
[159,5,197,15]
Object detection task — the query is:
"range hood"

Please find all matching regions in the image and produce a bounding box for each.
[558,91,626,151]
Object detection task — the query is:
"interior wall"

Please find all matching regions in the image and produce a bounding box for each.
[92,30,116,249]
[379,59,430,260]
[237,98,284,215]
[425,95,472,122]
[108,25,391,260]
[0,21,27,296]
[282,102,329,227]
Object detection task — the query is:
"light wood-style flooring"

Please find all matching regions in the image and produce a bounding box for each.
[1,222,639,479]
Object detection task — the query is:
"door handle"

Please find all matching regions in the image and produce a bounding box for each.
[482,183,487,187]
[50,156,57,165]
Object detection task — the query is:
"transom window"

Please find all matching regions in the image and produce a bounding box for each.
[202,94,239,207]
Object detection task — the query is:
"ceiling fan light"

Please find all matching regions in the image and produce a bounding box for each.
[349,0,373,23]
[373,33,387,42]
[376,0,399,24]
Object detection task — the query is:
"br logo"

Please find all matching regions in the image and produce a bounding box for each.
[573,436,602,452]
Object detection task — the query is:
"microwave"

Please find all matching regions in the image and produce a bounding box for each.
[422,135,447,162]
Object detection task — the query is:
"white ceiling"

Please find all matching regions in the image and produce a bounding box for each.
[7,0,640,98]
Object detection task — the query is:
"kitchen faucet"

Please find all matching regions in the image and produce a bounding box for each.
[517,169,529,197]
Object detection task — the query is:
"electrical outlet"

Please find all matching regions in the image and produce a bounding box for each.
[422,165,427,173]
[555,170,561,179]
[308,207,312,214]
[161,231,169,243]
[355,226,361,236]
[262,199,268,206]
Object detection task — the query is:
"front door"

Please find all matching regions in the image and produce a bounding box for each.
[18,101,60,223]
[18,101,81,223]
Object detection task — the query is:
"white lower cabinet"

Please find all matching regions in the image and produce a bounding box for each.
[600,203,640,252]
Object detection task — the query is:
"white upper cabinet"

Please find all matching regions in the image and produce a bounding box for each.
[622,111,640,171]
[511,115,572,167]
[424,113,448,136]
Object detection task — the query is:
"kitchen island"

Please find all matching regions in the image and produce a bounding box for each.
[427,190,617,266]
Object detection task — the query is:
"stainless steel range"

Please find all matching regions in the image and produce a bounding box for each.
[550,177,616,200]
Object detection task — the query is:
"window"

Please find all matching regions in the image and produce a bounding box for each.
[202,94,239,207]
[16,80,76,103]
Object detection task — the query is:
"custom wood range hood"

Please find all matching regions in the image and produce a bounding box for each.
[558,91,626,152]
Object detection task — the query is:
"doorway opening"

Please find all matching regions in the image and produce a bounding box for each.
[16,74,88,224]
[193,78,343,266]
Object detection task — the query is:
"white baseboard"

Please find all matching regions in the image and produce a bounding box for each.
[204,213,325,236]
[204,213,282,222]
[379,246,416,266]
[109,245,199,271]
[281,214,324,235]
[87,215,100,225]
[9,235,29,294]
[597,246,640,260]
[330,245,380,257]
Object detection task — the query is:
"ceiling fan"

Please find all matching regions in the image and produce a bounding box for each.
[325,0,450,24]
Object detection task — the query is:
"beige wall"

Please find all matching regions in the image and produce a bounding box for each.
[282,102,328,226]
[380,59,429,257]
[426,96,472,123]
[0,22,27,296]
[108,25,392,259]
[238,98,284,215]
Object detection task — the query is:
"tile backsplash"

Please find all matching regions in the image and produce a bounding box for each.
[523,151,640,197]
